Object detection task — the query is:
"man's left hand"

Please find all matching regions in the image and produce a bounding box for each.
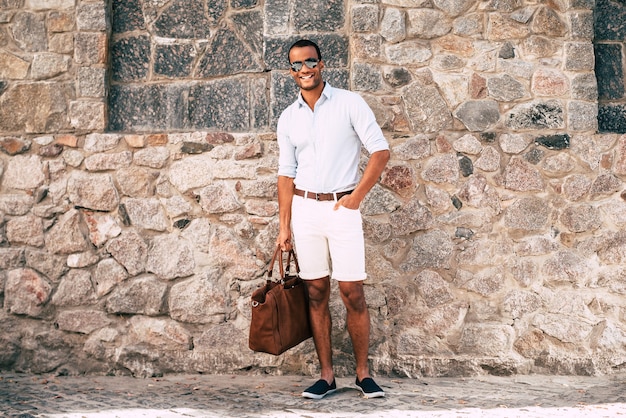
[334,194,360,210]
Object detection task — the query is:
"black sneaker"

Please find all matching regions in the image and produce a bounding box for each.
[355,377,385,398]
[302,379,337,399]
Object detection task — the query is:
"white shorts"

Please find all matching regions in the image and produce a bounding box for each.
[291,195,366,282]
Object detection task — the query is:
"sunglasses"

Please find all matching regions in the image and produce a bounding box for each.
[290,58,319,72]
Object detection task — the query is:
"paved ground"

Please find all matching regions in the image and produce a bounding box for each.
[1,371,626,418]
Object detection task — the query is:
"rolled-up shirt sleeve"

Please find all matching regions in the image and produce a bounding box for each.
[351,95,389,155]
[277,112,297,178]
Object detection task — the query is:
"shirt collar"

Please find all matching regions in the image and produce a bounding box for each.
[297,82,333,107]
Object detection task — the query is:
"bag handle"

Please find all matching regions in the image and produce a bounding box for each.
[267,245,299,282]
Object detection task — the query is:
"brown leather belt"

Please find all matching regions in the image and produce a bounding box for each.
[294,188,353,201]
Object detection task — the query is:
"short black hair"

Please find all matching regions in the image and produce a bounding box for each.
[288,39,322,62]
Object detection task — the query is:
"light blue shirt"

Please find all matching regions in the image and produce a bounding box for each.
[277,83,389,193]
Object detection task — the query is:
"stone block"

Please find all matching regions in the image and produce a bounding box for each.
[504,197,550,230]
[381,7,405,43]
[293,0,343,31]
[0,52,29,79]
[51,269,97,307]
[106,230,148,277]
[106,276,167,315]
[488,74,526,101]
[505,100,564,130]
[12,11,47,52]
[152,0,216,38]
[352,62,382,91]
[454,100,499,132]
[69,100,105,130]
[263,0,289,36]
[564,42,595,71]
[78,67,105,97]
[352,4,379,32]
[531,6,566,37]
[154,44,195,78]
[111,35,150,81]
[5,268,51,317]
[595,43,624,100]
[74,32,107,65]
[67,171,119,211]
[571,72,598,101]
[188,79,252,130]
[407,9,451,39]
[76,2,107,31]
[111,0,145,33]
[48,32,73,54]
[55,310,111,334]
[46,10,73,32]
[31,53,71,80]
[594,0,626,41]
[2,155,44,190]
[569,11,593,40]
[122,198,169,231]
[169,270,228,324]
[598,104,626,133]
[146,234,195,280]
[568,101,598,131]
[196,28,262,77]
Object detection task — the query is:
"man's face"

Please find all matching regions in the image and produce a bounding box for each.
[288,46,324,92]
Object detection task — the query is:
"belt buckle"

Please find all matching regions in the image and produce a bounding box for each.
[315,193,321,201]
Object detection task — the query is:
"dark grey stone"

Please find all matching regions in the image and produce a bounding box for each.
[232,0,258,7]
[293,0,344,31]
[153,0,215,38]
[230,10,263,55]
[594,0,626,41]
[108,84,188,131]
[598,103,626,133]
[534,134,570,150]
[112,0,145,33]
[458,155,473,177]
[524,148,544,165]
[505,100,564,130]
[181,142,212,154]
[595,43,624,100]
[499,42,515,59]
[383,67,412,87]
[188,79,251,130]
[111,35,151,82]
[270,71,299,128]
[264,34,349,70]
[154,44,196,78]
[0,80,6,96]
[451,195,462,209]
[480,132,497,143]
[196,28,262,77]
[174,219,191,229]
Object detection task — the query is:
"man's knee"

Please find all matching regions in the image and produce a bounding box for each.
[305,277,330,307]
[339,282,367,312]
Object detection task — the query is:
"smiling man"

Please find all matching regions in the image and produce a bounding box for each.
[276,39,390,399]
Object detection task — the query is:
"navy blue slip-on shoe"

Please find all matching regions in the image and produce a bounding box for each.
[302,379,337,399]
[355,377,385,398]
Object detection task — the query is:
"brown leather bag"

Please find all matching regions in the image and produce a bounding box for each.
[248,246,312,355]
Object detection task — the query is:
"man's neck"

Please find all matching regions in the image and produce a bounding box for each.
[300,82,325,110]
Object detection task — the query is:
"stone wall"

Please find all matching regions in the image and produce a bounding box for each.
[1,0,626,378]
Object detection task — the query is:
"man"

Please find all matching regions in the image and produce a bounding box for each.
[276,39,390,399]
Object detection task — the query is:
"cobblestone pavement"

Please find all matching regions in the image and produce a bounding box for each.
[2,371,626,418]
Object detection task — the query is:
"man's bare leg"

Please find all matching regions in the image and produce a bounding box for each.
[339,281,371,380]
[305,276,334,384]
